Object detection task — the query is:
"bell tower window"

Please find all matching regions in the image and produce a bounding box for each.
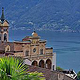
[4,33,7,41]
[4,29,7,31]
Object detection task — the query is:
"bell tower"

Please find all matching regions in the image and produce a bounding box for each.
[0,7,9,42]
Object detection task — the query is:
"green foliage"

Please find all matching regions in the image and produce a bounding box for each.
[77,71,80,79]
[56,66,63,71]
[0,57,45,80]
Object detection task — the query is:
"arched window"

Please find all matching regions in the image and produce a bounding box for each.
[39,60,44,68]
[4,33,7,41]
[25,51,29,56]
[32,61,38,66]
[46,59,52,69]
[5,45,10,52]
[40,49,43,55]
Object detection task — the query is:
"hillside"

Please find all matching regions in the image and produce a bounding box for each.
[0,0,80,32]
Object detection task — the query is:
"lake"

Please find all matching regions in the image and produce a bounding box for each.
[9,30,80,73]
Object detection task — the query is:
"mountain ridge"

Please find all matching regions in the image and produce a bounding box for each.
[0,0,80,32]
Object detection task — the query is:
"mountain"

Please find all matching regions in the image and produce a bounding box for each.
[1,0,80,32]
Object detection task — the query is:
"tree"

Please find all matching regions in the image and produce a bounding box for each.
[0,57,45,80]
[77,71,80,80]
[56,66,63,71]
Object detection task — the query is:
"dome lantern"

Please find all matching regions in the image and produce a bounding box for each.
[32,31,38,37]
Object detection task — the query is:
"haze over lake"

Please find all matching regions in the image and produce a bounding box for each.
[9,30,80,72]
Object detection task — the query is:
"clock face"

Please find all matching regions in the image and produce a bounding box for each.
[33,48,36,53]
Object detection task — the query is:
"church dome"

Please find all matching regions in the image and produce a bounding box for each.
[32,31,38,37]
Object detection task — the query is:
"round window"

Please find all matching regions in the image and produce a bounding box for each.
[33,48,36,53]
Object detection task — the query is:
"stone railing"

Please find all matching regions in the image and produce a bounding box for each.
[24,52,53,59]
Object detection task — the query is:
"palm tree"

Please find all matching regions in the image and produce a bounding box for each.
[0,57,45,80]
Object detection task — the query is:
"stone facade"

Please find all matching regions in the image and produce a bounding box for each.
[0,31,56,70]
[13,31,56,70]
[0,8,56,70]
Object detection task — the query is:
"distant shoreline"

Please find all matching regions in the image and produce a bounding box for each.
[9,28,80,33]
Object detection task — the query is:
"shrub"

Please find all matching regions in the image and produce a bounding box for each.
[77,71,80,80]
[0,57,45,80]
[56,66,63,71]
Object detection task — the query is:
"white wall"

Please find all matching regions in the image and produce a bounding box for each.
[23,59,32,65]
[52,53,56,70]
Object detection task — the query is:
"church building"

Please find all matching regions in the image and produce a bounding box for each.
[0,8,56,70]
